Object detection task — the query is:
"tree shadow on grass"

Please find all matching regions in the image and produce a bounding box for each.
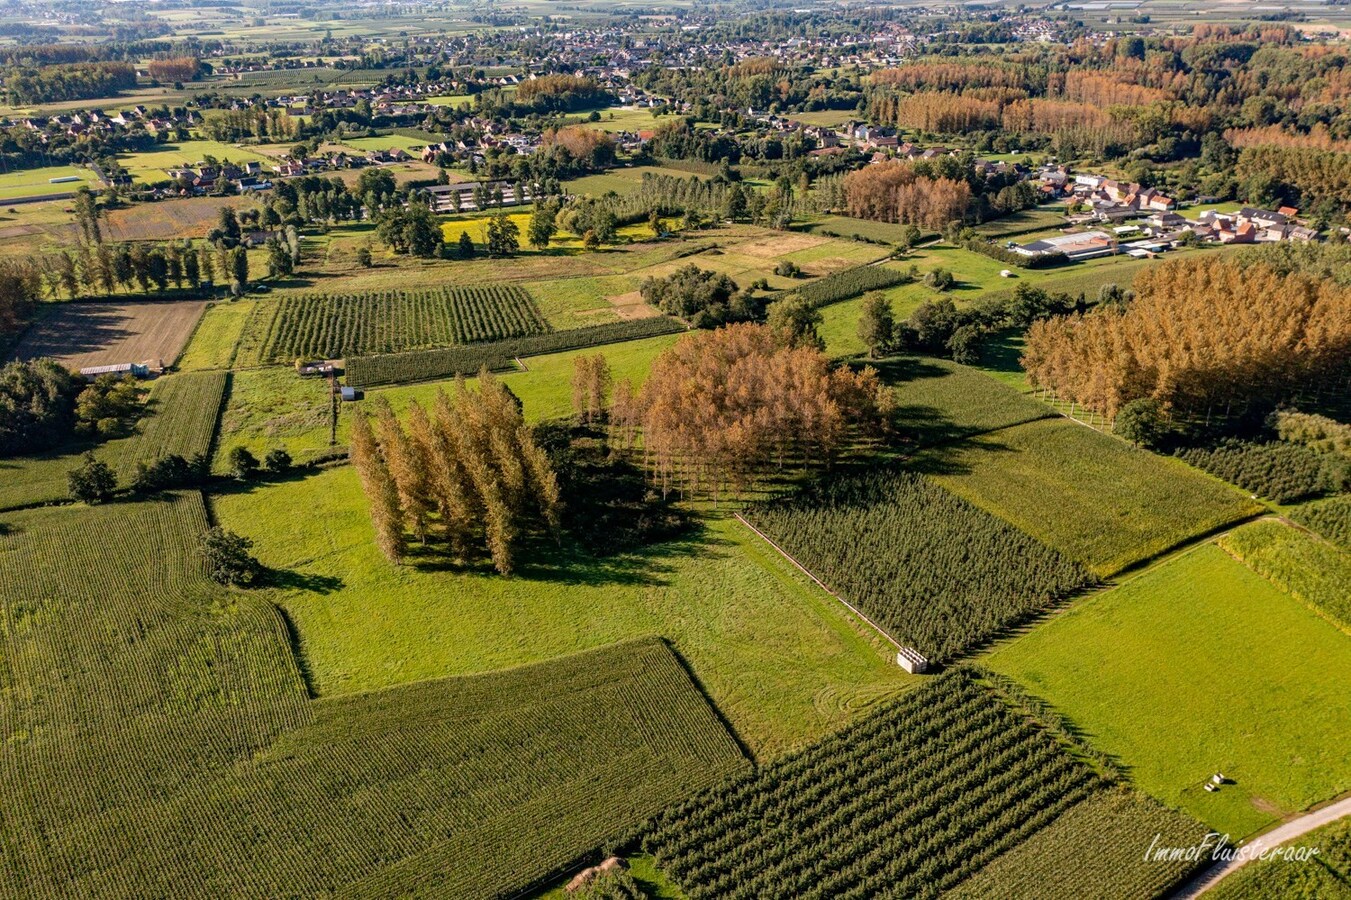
[264,567,344,594]
[403,519,718,589]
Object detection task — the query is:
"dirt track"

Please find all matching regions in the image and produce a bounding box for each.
[12,300,207,370]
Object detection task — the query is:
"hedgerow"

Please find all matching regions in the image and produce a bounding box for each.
[745,468,1095,662]
[785,263,913,309]
[256,286,549,363]
[345,316,685,387]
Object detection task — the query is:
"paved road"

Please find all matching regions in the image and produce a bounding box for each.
[1174,795,1351,897]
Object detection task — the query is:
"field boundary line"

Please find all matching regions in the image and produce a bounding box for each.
[732,511,903,654]
[1172,793,1351,897]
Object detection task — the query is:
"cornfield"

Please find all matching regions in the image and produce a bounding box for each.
[254,286,550,363]
[116,371,228,480]
[0,496,748,899]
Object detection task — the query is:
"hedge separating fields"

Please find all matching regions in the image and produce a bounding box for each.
[786,263,913,309]
[346,316,686,387]
[0,495,749,899]
[637,669,1210,899]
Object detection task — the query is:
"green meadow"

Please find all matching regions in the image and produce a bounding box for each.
[986,532,1351,838]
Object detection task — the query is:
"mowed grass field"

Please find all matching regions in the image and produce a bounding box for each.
[878,355,1055,448]
[215,332,681,466]
[118,140,274,184]
[215,468,914,758]
[985,529,1351,838]
[177,300,253,371]
[922,417,1261,576]
[0,494,750,898]
[0,165,99,200]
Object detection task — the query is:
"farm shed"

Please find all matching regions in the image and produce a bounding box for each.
[340,386,362,402]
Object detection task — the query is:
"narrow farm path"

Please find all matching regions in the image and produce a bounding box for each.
[1173,793,1351,897]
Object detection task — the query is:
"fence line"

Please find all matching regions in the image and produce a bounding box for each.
[732,512,903,654]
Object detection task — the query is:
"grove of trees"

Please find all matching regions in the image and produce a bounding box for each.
[349,375,561,575]
[1022,255,1351,420]
[624,323,892,499]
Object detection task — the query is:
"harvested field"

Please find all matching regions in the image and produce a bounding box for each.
[605,290,661,320]
[11,300,207,370]
[41,196,261,247]
[734,232,830,258]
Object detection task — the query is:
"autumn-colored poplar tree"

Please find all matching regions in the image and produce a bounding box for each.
[571,353,612,424]
[1022,255,1351,419]
[349,370,562,575]
[632,323,892,499]
[349,410,406,563]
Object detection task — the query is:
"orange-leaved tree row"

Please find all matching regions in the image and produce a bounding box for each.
[1021,255,1351,420]
[842,161,972,229]
[348,372,561,575]
[629,323,893,499]
[571,353,612,425]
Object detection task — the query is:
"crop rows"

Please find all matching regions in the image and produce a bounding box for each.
[949,789,1213,900]
[746,468,1095,662]
[116,371,228,479]
[638,669,1103,900]
[256,286,549,363]
[1177,438,1339,504]
[0,496,748,899]
[788,263,912,309]
[928,418,1262,577]
[1292,494,1351,551]
[1218,520,1351,631]
[346,316,686,387]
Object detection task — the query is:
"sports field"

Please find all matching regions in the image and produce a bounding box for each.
[0,165,99,200]
[986,533,1351,838]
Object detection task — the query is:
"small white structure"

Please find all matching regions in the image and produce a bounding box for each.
[999,269,1014,278]
[896,647,930,674]
[79,361,152,380]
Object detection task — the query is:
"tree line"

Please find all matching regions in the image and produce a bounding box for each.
[349,376,561,576]
[1022,254,1351,421]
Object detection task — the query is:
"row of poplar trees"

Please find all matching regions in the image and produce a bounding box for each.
[1022,255,1351,420]
[349,374,561,576]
